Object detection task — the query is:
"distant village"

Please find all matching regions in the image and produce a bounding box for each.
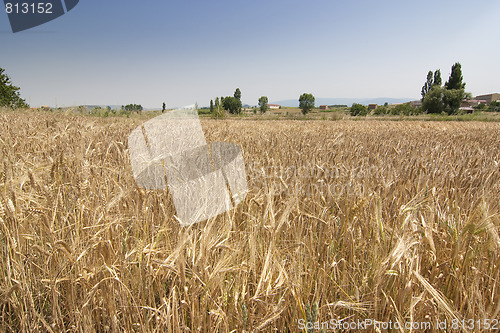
[31,92,500,116]
[260,93,500,113]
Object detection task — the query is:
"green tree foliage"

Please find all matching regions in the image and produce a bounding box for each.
[299,93,315,115]
[443,89,465,115]
[210,100,214,114]
[422,85,444,114]
[390,102,418,116]
[421,71,434,101]
[350,103,368,116]
[475,103,486,111]
[433,69,442,87]
[443,62,466,115]
[222,96,242,114]
[373,105,388,115]
[233,88,242,113]
[421,69,442,102]
[489,101,500,112]
[0,67,29,108]
[258,96,268,114]
[421,63,467,115]
[234,88,241,100]
[221,97,227,112]
[445,62,465,90]
[123,104,143,112]
[213,97,225,118]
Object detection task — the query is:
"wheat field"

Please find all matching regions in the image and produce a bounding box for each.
[0,110,499,332]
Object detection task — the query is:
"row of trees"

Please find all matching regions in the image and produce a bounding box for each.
[0,67,29,108]
[351,62,470,116]
[122,104,143,112]
[476,101,500,112]
[257,93,315,115]
[351,103,426,117]
[210,88,242,116]
[421,62,466,114]
[208,63,471,118]
[210,91,317,116]
[0,63,476,118]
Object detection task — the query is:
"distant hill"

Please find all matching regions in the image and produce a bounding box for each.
[81,104,121,110]
[272,97,415,107]
[54,105,160,111]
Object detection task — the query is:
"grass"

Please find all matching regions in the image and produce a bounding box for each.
[0,109,499,332]
[226,108,500,122]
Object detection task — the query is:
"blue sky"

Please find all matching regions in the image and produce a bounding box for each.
[1,0,499,108]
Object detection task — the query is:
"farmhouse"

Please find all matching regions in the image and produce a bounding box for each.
[319,105,329,110]
[268,104,280,109]
[368,104,378,111]
[461,99,487,108]
[474,93,500,104]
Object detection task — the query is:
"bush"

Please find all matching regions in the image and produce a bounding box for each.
[423,86,444,114]
[122,104,143,113]
[443,89,465,115]
[475,103,486,111]
[373,106,388,115]
[222,96,242,114]
[197,108,211,115]
[413,107,424,115]
[488,101,500,112]
[390,103,415,116]
[350,103,368,116]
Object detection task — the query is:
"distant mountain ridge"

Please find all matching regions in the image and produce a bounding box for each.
[271,97,415,107]
[52,105,159,111]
